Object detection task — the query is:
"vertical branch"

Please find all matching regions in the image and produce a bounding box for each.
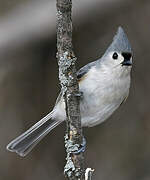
[56,0,85,179]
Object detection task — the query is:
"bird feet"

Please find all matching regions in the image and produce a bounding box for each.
[74,91,83,99]
[73,137,86,154]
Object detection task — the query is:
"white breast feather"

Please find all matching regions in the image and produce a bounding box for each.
[52,65,131,127]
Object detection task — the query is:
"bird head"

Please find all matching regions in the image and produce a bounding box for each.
[102,27,132,70]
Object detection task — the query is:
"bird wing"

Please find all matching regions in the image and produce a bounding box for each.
[77,60,97,81]
[55,60,98,104]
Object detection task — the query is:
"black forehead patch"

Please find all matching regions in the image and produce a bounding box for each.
[122,52,132,60]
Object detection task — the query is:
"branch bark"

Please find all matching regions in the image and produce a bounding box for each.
[56,0,85,179]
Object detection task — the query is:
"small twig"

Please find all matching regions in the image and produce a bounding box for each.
[85,168,94,180]
[56,0,85,179]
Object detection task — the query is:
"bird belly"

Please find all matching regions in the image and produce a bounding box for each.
[80,96,122,127]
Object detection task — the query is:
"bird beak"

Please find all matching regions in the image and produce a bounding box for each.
[121,59,132,66]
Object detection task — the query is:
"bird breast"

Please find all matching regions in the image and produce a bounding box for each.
[53,66,131,128]
[79,66,131,127]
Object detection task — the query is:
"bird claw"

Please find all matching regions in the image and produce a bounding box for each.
[73,137,86,154]
[74,91,83,99]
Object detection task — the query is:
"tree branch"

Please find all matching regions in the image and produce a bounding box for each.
[56,0,85,179]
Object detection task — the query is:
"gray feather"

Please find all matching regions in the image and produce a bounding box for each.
[103,26,132,56]
[77,61,98,80]
[6,111,61,156]
[77,67,88,80]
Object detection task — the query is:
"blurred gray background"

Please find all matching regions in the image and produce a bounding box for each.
[0,0,150,179]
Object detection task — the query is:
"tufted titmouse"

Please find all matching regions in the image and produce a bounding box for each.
[7,27,132,157]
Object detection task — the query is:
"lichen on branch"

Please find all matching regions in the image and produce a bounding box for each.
[56,0,85,179]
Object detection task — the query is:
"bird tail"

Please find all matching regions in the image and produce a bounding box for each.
[6,111,61,157]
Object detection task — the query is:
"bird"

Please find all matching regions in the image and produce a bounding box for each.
[6,27,132,157]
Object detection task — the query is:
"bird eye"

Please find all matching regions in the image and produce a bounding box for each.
[112,52,118,60]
